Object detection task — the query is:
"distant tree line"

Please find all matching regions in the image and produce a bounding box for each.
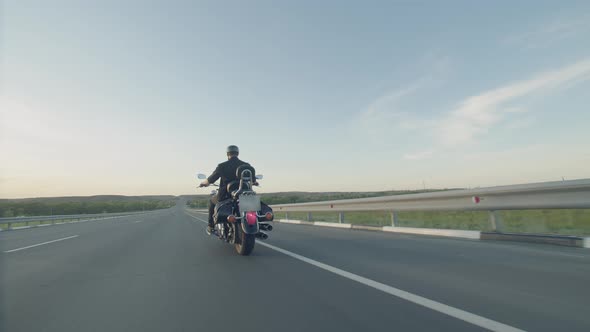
[187,197,209,209]
[184,189,453,208]
[259,190,454,205]
[0,200,176,217]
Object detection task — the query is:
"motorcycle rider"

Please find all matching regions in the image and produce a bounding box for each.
[199,145,254,234]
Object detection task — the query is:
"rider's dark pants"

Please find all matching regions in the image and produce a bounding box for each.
[208,195,219,227]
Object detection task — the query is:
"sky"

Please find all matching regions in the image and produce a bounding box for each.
[1,0,590,198]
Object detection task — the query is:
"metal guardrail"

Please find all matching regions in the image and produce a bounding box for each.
[0,211,145,230]
[271,179,590,232]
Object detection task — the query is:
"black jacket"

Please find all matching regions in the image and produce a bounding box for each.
[207,157,249,200]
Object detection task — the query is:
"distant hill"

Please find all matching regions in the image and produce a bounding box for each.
[0,195,177,204]
[0,195,178,217]
[258,189,459,204]
[1,189,462,216]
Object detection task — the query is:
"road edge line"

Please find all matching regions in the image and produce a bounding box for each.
[4,235,80,253]
[256,241,525,332]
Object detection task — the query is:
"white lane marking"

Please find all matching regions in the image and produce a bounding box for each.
[257,241,525,332]
[133,220,144,223]
[185,211,208,224]
[0,213,150,233]
[4,235,80,253]
[185,209,524,331]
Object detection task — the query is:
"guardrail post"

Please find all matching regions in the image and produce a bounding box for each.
[390,211,398,227]
[489,210,504,232]
[307,212,312,222]
[338,212,344,224]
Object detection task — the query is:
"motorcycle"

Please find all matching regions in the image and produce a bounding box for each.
[197,166,273,256]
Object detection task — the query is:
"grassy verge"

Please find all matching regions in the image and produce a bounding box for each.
[1,220,52,230]
[498,210,590,235]
[0,216,121,231]
[273,209,590,236]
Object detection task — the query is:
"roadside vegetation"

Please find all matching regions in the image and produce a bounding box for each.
[183,189,451,209]
[0,195,177,217]
[183,190,590,236]
[271,209,590,236]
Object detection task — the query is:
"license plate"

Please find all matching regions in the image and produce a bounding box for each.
[239,195,261,212]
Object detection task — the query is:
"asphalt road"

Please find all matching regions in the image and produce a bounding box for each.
[2,202,589,332]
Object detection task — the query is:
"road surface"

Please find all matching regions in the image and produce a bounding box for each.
[2,201,589,331]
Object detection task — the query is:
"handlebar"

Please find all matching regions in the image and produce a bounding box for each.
[198,183,219,188]
[199,181,259,188]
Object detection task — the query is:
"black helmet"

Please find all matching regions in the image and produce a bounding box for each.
[226,145,239,155]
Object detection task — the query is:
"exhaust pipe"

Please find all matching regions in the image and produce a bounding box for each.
[259,223,273,232]
[256,231,268,240]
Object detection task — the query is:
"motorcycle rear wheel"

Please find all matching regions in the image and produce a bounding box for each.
[235,228,255,256]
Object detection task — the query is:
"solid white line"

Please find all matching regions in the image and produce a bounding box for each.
[314,221,352,229]
[4,235,80,253]
[186,209,523,331]
[256,241,525,332]
[382,226,481,240]
[185,211,209,224]
[278,219,303,224]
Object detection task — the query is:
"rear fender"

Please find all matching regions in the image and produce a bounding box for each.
[240,211,259,234]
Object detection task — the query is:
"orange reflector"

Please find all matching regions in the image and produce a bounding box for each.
[265,212,273,220]
[227,215,236,223]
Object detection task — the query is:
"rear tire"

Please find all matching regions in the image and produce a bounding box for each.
[235,228,255,256]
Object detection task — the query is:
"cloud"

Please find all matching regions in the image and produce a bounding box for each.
[503,106,529,114]
[0,96,65,145]
[358,57,590,161]
[362,80,422,120]
[358,78,432,146]
[359,82,439,142]
[436,58,590,146]
[403,150,433,160]
[359,55,452,138]
[504,14,590,49]
[505,117,535,130]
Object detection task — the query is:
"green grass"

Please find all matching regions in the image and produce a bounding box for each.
[184,189,453,209]
[1,220,53,230]
[273,209,590,236]
[0,216,119,231]
[0,196,176,217]
[498,210,590,235]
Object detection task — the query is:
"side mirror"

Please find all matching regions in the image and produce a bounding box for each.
[255,174,264,180]
[197,173,207,180]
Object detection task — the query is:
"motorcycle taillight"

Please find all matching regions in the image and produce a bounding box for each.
[246,211,257,225]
